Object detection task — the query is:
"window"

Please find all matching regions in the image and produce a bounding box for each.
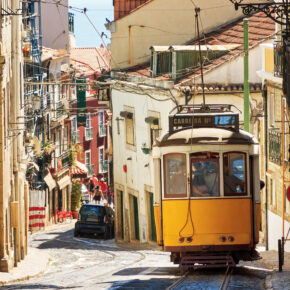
[223,152,247,196]
[86,78,90,97]
[99,147,105,172]
[269,93,275,127]
[146,114,161,148]
[72,117,77,132]
[99,111,106,137]
[86,113,91,128]
[63,126,68,151]
[191,152,219,197]
[125,112,135,145]
[85,150,91,167]
[164,154,187,197]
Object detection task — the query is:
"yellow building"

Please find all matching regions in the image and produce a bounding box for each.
[0,0,29,272]
[258,42,290,252]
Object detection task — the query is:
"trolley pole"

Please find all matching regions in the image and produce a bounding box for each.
[244,18,250,132]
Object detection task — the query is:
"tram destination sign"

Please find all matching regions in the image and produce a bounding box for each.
[169,114,239,132]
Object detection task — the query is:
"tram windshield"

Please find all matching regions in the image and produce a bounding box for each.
[164,154,187,197]
[223,152,247,196]
[191,152,219,197]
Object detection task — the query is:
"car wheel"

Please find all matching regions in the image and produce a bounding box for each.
[74,230,80,237]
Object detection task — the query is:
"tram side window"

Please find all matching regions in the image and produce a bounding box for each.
[223,152,247,196]
[191,152,219,198]
[164,154,187,197]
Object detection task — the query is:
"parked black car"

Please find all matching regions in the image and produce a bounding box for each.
[74,203,114,239]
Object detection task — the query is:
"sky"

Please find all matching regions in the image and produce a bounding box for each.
[69,0,114,48]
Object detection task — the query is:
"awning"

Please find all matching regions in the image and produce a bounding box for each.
[120,111,133,119]
[145,116,159,125]
[71,161,88,177]
[57,175,71,190]
[44,172,57,191]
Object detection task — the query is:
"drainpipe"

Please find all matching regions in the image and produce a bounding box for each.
[244,18,250,132]
[263,86,269,250]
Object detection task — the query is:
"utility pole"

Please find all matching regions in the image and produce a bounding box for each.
[244,18,250,132]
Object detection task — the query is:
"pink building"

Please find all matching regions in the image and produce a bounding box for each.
[70,47,111,181]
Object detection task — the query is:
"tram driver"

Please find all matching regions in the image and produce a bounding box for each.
[191,161,219,197]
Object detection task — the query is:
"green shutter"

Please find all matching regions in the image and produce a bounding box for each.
[150,193,157,242]
[133,196,139,240]
[76,78,87,127]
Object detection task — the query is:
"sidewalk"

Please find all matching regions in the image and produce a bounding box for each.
[0,247,51,286]
[260,250,290,290]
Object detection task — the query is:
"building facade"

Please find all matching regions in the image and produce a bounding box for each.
[0,0,29,272]
[258,43,290,252]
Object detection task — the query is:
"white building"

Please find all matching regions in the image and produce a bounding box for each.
[111,12,275,244]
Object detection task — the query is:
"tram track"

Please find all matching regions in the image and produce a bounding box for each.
[166,266,234,290]
[219,266,233,290]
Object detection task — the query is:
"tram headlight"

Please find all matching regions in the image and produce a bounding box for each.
[228,236,235,242]
[178,237,185,243]
[186,237,192,243]
[219,236,226,242]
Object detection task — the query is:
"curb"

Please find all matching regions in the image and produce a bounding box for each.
[0,257,51,286]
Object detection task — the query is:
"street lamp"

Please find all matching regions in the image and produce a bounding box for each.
[228,0,289,25]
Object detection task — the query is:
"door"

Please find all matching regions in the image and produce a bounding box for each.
[150,193,157,242]
[120,191,124,239]
[133,196,139,240]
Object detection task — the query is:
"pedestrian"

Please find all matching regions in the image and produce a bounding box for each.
[93,186,102,204]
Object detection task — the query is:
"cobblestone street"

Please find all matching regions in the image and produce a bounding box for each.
[1,222,287,290]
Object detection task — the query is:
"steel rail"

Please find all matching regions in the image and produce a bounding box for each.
[219,266,233,290]
[166,271,189,290]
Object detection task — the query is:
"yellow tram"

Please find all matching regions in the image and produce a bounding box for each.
[153,104,262,268]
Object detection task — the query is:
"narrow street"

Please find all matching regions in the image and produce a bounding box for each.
[1,222,275,290]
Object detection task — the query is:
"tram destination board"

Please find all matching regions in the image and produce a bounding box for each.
[169,114,239,132]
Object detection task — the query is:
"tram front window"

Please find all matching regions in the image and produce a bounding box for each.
[223,152,247,196]
[164,154,187,197]
[191,152,219,198]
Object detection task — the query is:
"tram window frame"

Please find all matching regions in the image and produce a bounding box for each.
[223,152,248,197]
[163,153,187,198]
[190,152,220,198]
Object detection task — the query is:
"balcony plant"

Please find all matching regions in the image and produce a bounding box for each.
[275,45,283,56]
[71,180,82,219]
[141,142,151,154]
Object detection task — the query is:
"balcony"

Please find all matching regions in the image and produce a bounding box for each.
[87,164,95,177]
[72,130,80,144]
[56,100,66,119]
[99,160,108,173]
[85,127,93,141]
[274,44,283,77]
[69,12,74,33]
[269,131,281,165]
[55,150,71,172]
[99,125,107,137]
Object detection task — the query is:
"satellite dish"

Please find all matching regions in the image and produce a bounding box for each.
[32,136,41,155]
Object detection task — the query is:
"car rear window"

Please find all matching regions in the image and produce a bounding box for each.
[80,205,106,217]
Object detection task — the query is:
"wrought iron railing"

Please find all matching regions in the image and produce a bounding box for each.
[56,100,66,118]
[87,164,95,176]
[85,127,93,141]
[99,160,108,173]
[69,12,74,33]
[274,44,283,77]
[269,131,281,165]
[99,125,107,137]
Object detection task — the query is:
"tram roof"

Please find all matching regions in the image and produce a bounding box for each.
[156,127,257,146]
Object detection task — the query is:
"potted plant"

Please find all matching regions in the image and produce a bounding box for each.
[275,44,283,56]
[141,142,151,154]
[71,180,82,219]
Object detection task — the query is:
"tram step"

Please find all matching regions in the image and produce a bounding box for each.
[180,253,236,269]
